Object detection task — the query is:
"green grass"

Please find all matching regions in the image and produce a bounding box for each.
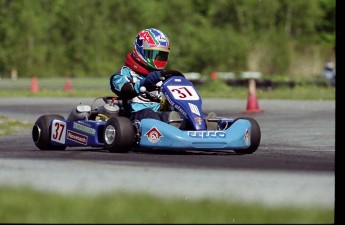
[0,77,336,100]
[196,78,335,100]
[0,186,334,223]
[0,115,32,136]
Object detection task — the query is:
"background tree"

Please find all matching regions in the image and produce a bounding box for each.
[0,0,335,78]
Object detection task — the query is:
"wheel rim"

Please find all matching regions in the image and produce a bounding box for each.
[104,125,116,145]
[32,125,41,143]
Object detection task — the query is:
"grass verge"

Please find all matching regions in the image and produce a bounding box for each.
[0,186,334,223]
[0,77,336,100]
[0,115,32,136]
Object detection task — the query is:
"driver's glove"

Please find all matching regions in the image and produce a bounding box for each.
[139,71,161,88]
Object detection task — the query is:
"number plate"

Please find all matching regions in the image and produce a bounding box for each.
[167,85,199,100]
[51,120,66,144]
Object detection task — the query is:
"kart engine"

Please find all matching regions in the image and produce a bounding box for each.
[67,105,92,121]
[97,102,120,119]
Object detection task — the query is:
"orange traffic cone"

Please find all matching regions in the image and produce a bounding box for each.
[241,79,264,113]
[211,71,218,80]
[31,76,39,93]
[64,78,72,91]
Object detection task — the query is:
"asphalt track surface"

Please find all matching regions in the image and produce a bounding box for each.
[0,98,335,208]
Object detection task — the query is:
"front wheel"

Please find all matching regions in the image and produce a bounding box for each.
[32,114,67,150]
[234,117,261,154]
[103,117,135,153]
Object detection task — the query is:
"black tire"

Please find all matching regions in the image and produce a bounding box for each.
[32,114,67,150]
[233,117,261,154]
[103,117,135,153]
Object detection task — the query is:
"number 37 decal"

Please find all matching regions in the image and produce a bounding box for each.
[51,120,66,144]
[167,85,199,100]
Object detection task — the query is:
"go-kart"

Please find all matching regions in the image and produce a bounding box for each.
[32,70,261,154]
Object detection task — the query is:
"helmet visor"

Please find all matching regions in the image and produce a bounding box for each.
[144,49,169,61]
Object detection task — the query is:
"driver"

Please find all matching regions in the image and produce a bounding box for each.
[109,28,183,128]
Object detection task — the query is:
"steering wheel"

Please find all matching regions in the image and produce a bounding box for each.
[160,70,185,79]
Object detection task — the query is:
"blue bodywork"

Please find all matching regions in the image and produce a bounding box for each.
[138,118,252,150]
[49,117,252,151]
[48,74,256,152]
[162,76,206,130]
[50,119,106,147]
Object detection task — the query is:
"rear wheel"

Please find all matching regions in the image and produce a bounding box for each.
[234,117,261,154]
[32,114,67,150]
[103,117,135,153]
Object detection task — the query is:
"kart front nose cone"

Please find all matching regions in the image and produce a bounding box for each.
[104,125,116,145]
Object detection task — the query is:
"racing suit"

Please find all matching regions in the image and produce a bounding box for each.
[110,53,171,122]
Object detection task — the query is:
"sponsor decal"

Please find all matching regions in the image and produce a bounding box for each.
[145,127,163,143]
[73,122,96,136]
[165,94,187,117]
[188,131,226,138]
[76,121,92,127]
[244,129,250,145]
[156,34,169,43]
[194,116,203,124]
[173,104,187,117]
[189,103,200,116]
[67,130,88,145]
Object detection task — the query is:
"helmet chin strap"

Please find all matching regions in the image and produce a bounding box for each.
[125,53,152,75]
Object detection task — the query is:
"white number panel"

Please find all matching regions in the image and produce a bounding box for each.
[51,120,66,144]
[167,85,199,100]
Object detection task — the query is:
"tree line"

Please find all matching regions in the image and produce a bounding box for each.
[0,0,335,78]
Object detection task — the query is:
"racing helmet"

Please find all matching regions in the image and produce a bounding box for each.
[132,28,170,70]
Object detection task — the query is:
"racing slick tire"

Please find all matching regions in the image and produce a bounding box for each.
[103,116,135,153]
[32,114,67,150]
[234,117,261,154]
